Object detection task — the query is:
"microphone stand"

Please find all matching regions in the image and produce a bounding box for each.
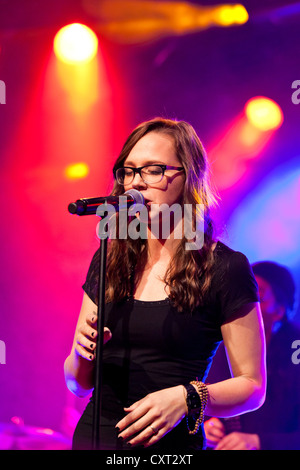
[68,201,108,450]
[92,233,107,450]
[68,190,144,449]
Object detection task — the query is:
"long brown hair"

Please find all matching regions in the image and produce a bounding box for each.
[105,117,218,312]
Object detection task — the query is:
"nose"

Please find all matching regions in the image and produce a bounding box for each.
[131,171,147,189]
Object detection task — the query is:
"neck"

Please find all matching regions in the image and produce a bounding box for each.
[145,226,181,266]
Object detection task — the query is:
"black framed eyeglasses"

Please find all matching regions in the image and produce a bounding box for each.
[114,164,184,185]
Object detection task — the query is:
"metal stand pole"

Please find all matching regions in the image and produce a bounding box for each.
[92,235,107,450]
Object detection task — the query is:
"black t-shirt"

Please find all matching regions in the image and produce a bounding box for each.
[73,241,258,450]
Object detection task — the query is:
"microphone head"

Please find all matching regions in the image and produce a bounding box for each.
[124,189,145,205]
[68,202,78,214]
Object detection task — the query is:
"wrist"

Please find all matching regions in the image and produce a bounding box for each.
[252,433,261,450]
[183,380,209,435]
[184,383,202,417]
[181,385,188,415]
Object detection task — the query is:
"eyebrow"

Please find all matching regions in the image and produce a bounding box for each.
[123,160,166,167]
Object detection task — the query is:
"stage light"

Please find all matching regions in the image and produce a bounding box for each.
[90,1,249,44]
[209,97,283,189]
[245,96,284,131]
[217,4,249,25]
[53,23,98,64]
[228,162,300,266]
[65,162,90,180]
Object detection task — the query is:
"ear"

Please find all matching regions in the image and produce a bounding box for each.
[274,304,286,322]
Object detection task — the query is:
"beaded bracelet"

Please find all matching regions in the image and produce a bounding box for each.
[186,380,209,435]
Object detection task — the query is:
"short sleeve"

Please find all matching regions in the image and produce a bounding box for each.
[215,246,259,324]
[82,248,100,305]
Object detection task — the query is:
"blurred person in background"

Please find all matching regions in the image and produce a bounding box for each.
[204,261,300,450]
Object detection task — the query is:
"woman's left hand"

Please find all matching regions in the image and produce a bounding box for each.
[116,385,188,448]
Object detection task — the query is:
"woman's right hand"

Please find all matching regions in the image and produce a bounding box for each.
[74,312,112,361]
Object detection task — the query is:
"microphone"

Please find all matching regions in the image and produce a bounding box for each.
[68,189,145,216]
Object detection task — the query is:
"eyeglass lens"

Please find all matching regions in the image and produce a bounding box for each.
[116,165,164,185]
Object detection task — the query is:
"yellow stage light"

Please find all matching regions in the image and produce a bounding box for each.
[84,1,249,44]
[217,4,248,26]
[54,23,98,64]
[245,97,284,131]
[65,162,90,180]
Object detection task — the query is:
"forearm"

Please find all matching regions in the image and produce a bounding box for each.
[64,350,95,397]
[205,375,265,418]
[207,304,266,418]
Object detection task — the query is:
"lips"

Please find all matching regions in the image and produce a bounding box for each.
[142,199,152,213]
